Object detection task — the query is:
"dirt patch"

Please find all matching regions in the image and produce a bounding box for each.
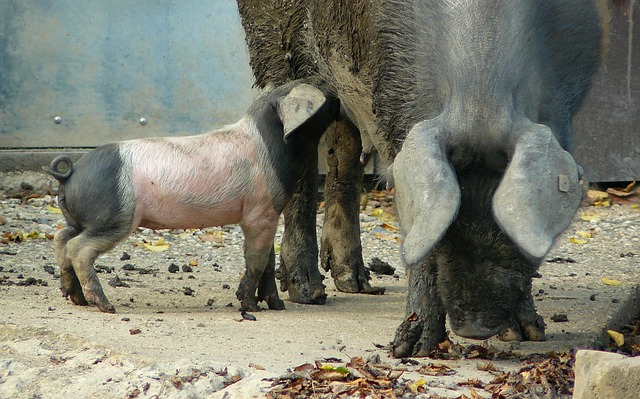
[1,173,639,398]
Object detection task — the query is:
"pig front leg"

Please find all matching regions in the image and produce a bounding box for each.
[392,255,446,357]
[237,214,284,311]
[321,119,384,294]
[277,152,327,305]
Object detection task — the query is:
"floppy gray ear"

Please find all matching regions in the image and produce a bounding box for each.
[276,83,328,141]
[394,121,461,266]
[493,123,581,260]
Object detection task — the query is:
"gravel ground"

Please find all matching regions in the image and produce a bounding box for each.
[0,171,639,398]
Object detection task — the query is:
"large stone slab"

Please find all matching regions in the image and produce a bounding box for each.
[573,350,640,399]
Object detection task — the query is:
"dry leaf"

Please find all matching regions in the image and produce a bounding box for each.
[477,362,498,372]
[569,237,589,245]
[142,237,170,252]
[577,230,593,239]
[313,369,348,381]
[579,212,600,222]
[407,379,426,394]
[601,277,623,286]
[188,259,198,267]
[419,363,457,376]
[587,190,609,202]
[594,199,611,207]
[607,330,625,347]
[47,205,62,214]
[380,222,399,232]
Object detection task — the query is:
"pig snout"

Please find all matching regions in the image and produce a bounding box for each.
[448,313,506,340]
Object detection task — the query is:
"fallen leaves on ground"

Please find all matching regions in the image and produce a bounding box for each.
[1,230,54,244]
[266,350,581,399]
[601,277,623,286]
[485,352,575,398]
[585,182,640,207]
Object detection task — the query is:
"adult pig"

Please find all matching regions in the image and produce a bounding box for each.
[237,0,609,355]
[45,80,338,313]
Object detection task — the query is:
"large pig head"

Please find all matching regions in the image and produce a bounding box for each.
[393,117,582,339]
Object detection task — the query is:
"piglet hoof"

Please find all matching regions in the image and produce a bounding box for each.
[66,292,89,306]
[265,295,285,310]
[97,303,116,314]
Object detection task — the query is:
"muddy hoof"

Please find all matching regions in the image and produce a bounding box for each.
[67,292,89,306]
[392,319,424,358]
[265,295,286,310]
[287,283,327,305]
[98,303,116,313]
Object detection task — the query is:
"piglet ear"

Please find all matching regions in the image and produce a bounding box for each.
[277,83,328,141]
[394,121,460,266]
[493,123,581,260]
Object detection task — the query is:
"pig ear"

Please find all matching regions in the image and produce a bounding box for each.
[276,83,328,141]
[394,121,460,265]
[493,123,581,260]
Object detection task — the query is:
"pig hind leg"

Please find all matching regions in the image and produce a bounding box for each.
[65,230,127,313]
[55,226,88,305]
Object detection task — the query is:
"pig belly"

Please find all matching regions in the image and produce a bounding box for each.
[136,198,245,230]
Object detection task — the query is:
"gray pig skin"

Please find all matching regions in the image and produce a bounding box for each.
[237,0,608,356]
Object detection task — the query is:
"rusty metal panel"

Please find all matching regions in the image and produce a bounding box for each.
[0,0,256,148]
[573,3,640,182]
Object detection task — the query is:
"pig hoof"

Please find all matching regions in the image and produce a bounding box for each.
[266,296,285,310]
[98,303,116,314]
[67,292,89,306]
[498,326,523,342]
[287,283,327,305]
[240,298,259,312]
[392,319,424,358]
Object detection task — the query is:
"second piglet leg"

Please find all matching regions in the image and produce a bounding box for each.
[65,232,121,313]
[236,212,283,311]
[257,246,285,310]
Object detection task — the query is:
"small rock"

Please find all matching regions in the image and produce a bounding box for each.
[551,313,569,322]
[182,264,193,273]
[43,265,55,275]
[241,311,257,321]
[122,263,135,271]
[120,252,131,261]
[168,263,179,273]
[108,275,130,288]
[129,328,142,335]
[207,298,215,306]
[183,287,195,296]
[222,284,230,290]
[367,257,395,275]
[590,293,598,301]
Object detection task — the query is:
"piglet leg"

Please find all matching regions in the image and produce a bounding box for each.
[54,226,87,305]
[237,213,281,311]
[65,232,116,313]
[257,246,285,310]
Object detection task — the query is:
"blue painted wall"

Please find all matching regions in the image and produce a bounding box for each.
[0,0,256,148]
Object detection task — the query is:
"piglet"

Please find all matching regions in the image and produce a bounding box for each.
[45,81,337,313]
